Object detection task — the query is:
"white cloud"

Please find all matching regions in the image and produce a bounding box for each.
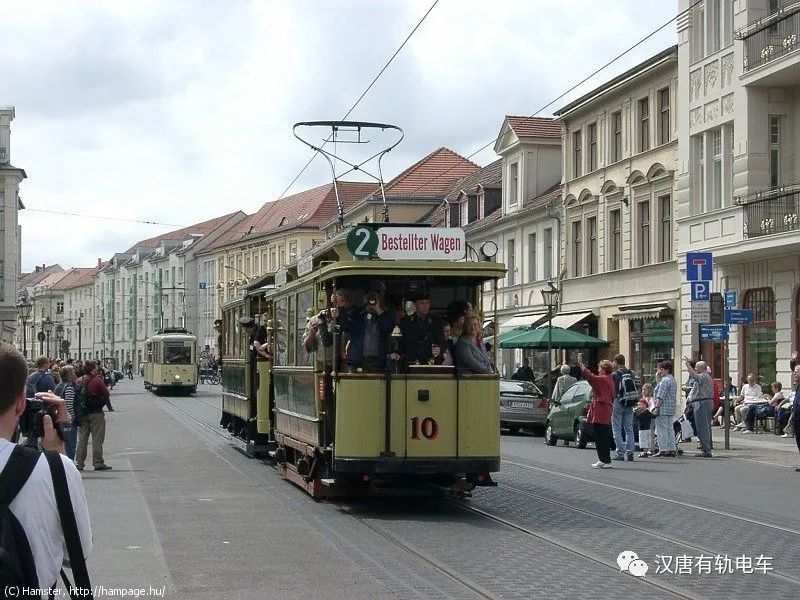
[3,0,677,271]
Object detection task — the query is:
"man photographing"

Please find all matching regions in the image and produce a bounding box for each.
[0,342,92,591]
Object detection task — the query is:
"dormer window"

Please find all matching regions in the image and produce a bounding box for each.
[448,203,459,227]
[460,198,468,225]
[509,162,519,206]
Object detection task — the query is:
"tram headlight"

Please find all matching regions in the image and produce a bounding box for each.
[175,374,181,381]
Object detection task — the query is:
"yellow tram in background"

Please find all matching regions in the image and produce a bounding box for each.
[144,327,198,395]
[220,223,505,497]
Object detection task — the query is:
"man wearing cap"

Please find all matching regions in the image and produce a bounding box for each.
[399,291,445,366]
[340,286,396,373]
[214,318,224,367]
[241,317,270,361]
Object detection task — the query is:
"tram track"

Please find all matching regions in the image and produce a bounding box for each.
[480,481,800,588]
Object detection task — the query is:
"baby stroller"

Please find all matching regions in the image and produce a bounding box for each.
[673,412,695,456]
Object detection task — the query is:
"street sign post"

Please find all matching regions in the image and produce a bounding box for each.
[699,324,729,342]
[724,290,737,308]
[691,301,711,324]
[686,252,713,281]
[725,309,755,325]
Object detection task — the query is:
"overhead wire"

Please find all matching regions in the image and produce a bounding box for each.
[23,208,181,227]
[401,0,703,199]
[273,0,440,202]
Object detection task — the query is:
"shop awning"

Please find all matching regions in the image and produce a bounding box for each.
[499,312,548,331]
[547,311,593,330]
[612,303,673,321]
[499,326,610,349]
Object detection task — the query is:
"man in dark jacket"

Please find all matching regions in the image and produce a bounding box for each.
[340,288,395,373]
[25,356,56,397]
[399,291,445,366]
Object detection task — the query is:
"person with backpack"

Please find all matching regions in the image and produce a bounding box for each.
[74,360,112,472]
[25,356,56,399]
[0,342,93,596]
[611,354,638,462]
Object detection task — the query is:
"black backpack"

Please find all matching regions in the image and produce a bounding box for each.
[618,369,639,407]
[25,372,46,399]
[75,382,105,414]
[0,445,41,597]
[0,447,94,599]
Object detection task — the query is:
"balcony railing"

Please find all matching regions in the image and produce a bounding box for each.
[736,2,800,72]
[736,183,800,238]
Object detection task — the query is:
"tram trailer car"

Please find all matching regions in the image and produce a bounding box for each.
[143,328,198,395]
[220,224,506,497]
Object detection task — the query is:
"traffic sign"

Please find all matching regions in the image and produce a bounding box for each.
[699,324,729,342]
[686,252,713,281]
[690,281,711,302]
[691,301,711,324]
[725,309,755,325]
[201,350,209,359]
[724,290,737,308]
[198,282,207,290]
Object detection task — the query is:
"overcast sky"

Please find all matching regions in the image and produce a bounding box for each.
[3,0,677,272]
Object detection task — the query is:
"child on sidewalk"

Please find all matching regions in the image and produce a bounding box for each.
[636,383,656,457]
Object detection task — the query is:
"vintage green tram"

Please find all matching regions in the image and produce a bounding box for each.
[143,327,198,395]
[220,225,504,496]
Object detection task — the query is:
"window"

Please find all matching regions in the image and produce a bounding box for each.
[658,195,672,262]
[571,221,582,277]
[658,88,670,145]
[694,134,705,211]
[743,288,777,386]
[610,209,622,270]
[447,204,459,227]
[769,115,781,188]
[460,200,468,226]
[543,228,553,280]
[638,201,650,266]
[588,123,597,171]
[507,239,516,286]
[712,128,722,209]
[56,301,64,314]
[638,98,650,152]
[468,195,478,223]
[528,233,537,282]
[587,216,598,275]
[612,111,622,162]
[711,0,722,52]
[696,3,706,60]
[509,162,519,206]
[573,131,582,178]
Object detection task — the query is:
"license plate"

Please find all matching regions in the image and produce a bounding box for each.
[509,401,533,409]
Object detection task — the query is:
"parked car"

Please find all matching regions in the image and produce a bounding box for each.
[500,379,548,434]
[545,380,593,448]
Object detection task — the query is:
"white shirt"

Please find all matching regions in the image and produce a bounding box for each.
[741,383,764,404]
[0,438,92,589]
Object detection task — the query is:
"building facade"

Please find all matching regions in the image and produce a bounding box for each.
[676,0,800,388]
[0,107,25,343]
[556,47,681,384]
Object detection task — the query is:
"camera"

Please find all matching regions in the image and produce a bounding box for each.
[18,398,66,443]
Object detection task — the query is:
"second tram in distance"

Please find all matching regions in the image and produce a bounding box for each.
[144,327,198,395]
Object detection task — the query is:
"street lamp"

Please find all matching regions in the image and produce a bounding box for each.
[55,324,65,359]
[16,294,33,357]
[540,280,561,398]
[42,317,53,357]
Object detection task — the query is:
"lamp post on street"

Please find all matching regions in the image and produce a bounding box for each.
[540,280,561,398]
[55,323,64,359]
[16,294,33,357]
[43,317,53,358]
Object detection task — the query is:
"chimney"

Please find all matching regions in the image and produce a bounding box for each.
[35,266,41,273]
[97,258,102,267]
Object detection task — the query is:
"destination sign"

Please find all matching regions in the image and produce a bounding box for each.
[377,227,465,260]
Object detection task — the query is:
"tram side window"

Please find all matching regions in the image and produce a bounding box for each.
[275,297,288,366]
[296,287,314,366]
[164,342,192,364]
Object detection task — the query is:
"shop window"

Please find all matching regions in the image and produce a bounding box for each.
[742,287,776,388]
[630,317,675,386]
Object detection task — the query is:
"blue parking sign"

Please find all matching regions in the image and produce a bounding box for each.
[690,281,710,301]
[724,290,736,308]
[686,252,713,281]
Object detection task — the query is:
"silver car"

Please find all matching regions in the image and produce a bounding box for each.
[500,379,548,434]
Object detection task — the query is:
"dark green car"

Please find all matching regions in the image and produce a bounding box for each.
[545,380,593,448]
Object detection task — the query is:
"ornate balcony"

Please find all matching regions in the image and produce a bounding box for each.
[736,183,800,238]
[736,2,800,73]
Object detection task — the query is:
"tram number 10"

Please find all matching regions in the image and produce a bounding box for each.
[409,416,439,440]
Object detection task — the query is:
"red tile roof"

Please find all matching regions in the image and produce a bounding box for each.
[19,265,64,288]
[125,211,244,253]
[51,267,96,291]
[506,116,561,139]
[381,147,480,198]
[445,159,502,203]
[208,181,379,250]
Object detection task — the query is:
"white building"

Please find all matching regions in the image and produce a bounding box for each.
[676,0,800,387]
[555,46,681,384]
[0,107,25,343]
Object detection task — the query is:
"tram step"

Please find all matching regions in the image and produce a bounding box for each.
[267,450,277,459]
[320,478,336,486]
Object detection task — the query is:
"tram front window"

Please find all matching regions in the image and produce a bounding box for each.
[164,343,192,364]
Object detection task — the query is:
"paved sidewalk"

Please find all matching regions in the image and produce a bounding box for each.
[699,426,800,467]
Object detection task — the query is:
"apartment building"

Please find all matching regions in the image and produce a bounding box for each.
[555,46,681,384]
[676,0,800,387]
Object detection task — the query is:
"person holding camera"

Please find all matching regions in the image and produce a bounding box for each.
[399,291,445,366]
[340,286,396,373]
[0,342,92,591]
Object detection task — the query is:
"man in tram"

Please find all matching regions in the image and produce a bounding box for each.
[339,283,396,373]
[399,290,446,366]
[240,316,270,361]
